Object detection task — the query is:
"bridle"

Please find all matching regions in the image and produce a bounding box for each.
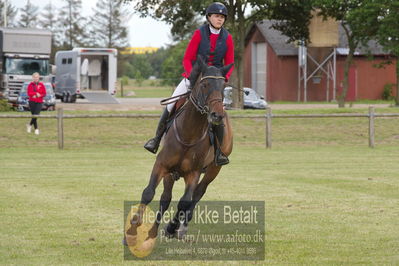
[189,75,225,115]
[159,75,226,148]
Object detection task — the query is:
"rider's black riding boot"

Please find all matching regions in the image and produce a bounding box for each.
[213,124,229,166]
[144,109,169,154]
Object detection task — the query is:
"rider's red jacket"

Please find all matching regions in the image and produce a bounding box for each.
[182,25,234,81]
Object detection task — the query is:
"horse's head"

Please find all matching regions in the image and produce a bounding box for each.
[190,57,233,125]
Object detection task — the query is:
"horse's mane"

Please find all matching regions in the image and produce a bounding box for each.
[188,59,202,88]
[188,56,223,89]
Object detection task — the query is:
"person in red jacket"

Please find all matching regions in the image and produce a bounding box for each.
[144,2,234,166]
[26,72,46,135]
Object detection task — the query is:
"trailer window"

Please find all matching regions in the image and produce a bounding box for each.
[67,58,72,64]
[4,57,50,76]
[62,58,67,64]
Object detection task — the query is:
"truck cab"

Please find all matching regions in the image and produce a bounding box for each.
[0,28,52,103]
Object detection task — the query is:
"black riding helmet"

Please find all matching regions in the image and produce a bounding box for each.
[206,2,228,18]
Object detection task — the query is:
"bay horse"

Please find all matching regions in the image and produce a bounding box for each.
[124,58,234,249]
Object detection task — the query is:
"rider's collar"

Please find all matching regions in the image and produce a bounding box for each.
[209,25,221,35]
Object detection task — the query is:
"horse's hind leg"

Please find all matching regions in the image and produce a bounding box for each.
[187,164,222,223]
[125,161,168,246]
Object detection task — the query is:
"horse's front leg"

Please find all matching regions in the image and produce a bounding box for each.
[124,160,168,246]
[165,171,200,239]
[151,174,175,238]
[187,164,222,223]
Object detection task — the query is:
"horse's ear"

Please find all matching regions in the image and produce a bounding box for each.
[197,55,207,73]
[221,63,234,77]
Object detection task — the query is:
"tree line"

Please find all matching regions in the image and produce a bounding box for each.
[2,0,130,50]
[1,0,133,78]
[1,0,398,106]
[0,0,185,84]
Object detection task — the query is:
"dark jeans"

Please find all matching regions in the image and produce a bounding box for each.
[29,101,42,129]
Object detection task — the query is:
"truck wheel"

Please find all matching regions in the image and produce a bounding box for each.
[70,94,77,103]
[62,93,68,103]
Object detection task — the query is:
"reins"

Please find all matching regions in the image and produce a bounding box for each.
[159,75,225,116]
[160,91,191,106]
[163,75,226,147]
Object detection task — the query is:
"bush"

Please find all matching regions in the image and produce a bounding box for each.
[382,83,395,100]
[0,99,12,112]
[121,76,129,86]
[135,71,144,86]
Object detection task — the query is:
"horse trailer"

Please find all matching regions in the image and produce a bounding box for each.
[55,48,117,103]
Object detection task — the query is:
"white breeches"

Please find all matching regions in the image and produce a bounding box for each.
[167,78,191,112]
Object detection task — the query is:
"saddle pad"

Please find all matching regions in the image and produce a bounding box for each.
[165,96,188,134]
[175,96,188,112]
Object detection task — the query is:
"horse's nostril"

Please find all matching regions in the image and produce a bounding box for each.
[210,112,223,122]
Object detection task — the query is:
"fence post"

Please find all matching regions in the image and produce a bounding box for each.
[368,106,375,148]
[57,108,64,150]
[265,106,272,149]
[121,80,124,98]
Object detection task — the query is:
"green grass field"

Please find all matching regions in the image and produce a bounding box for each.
[116,79,174,98]
[1,108,399,265]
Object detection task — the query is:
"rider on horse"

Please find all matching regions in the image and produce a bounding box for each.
[144,2,234,166]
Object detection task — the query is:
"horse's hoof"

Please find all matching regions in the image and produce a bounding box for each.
[163,225,176,239]
[176,223,188,240]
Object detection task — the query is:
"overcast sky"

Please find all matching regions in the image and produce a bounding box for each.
[11,0,173,47]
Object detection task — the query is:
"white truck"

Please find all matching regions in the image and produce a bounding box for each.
[0,28,52,103]
[54,48,117,103]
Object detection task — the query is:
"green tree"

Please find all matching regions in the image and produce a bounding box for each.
[315,0,381,107]
[161,40,188,86]
[39,1,61,62]
[120,61,135,78]
[373,0,399,106]
[18,0,39,28]
[90,0,130,48]
[125,0,271,108]
[0,0,18,27]
[121,54,154,79]
[58,0,88,49]
[131,54,153,79]
[147,48,169,78]
[266,0,313,44]
[134,70,144,86]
